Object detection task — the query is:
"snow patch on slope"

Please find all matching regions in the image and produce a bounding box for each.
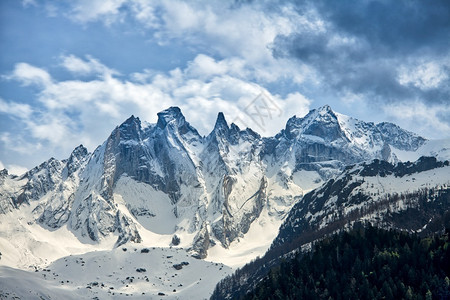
[392,138,450,162]
[207,206,285,268]
[114,175,176,235]
[0,202,116,270]
[0,246,232,299]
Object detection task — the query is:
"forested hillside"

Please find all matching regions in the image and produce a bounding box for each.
[241,225,450,300]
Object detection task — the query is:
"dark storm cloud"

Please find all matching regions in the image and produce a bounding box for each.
[315,0,450,54]
[272,0,450,104]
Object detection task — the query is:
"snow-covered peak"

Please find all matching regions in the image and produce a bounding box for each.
[156,106,184,129]
[214,112,229,132]
[240,127,261,141]
[121,114,140,126]
[65,144,89,177]
[284,104,344,142]
[207,112,231,143]
[21,157,62,180]
[114,115,142,143]
[279,105,427,162]
[335,112,382,150]
[334,112,428,156]
[0,168,8,177]
[69,144,89,160]
[302,104,339,128]
[156,106,201,139]
[204,113,228,151]
[317,104,333,114]
[376,122,426,151]
[307,104,337,120]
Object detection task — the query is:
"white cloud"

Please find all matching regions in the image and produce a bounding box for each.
[22,0,37,7]
[130,0,159,29]
[28,113,73,145]
[5,63,52,87]
[69,0,128,24]
[162,1,202,32]
[0,98,33,119]
[50,1,315,85]
[0,160,28,176]
[61,55,118,77]
[0,132,42,154]
[8,165,29,176]
[339,91,365,105]
[185,55,245,80]
[130,69,156,83]
[397,59,450,90]
[383,101,450,139]
[281,92,312,118]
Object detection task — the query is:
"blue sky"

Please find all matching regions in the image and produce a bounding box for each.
[0,0,449,174]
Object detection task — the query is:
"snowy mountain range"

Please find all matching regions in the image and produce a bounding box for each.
[1,105,449,299]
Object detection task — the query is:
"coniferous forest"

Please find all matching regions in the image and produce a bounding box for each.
[243,226,450,300]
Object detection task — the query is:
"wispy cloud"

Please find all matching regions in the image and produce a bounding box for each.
[0,98,33,119]
[5,63,52,87]
[397,58,450,90]
[0,160,28,176]
[61,54,118,77]
[68,0,128,25]
[383,101,450,139]
[39,0,311,85]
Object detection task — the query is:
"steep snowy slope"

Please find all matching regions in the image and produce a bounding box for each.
[391,138,450,162]
[273,157,450,250]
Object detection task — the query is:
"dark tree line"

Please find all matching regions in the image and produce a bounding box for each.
[241,225,450,300]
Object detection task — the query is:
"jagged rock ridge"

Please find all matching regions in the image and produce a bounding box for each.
[0,105,445,257]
